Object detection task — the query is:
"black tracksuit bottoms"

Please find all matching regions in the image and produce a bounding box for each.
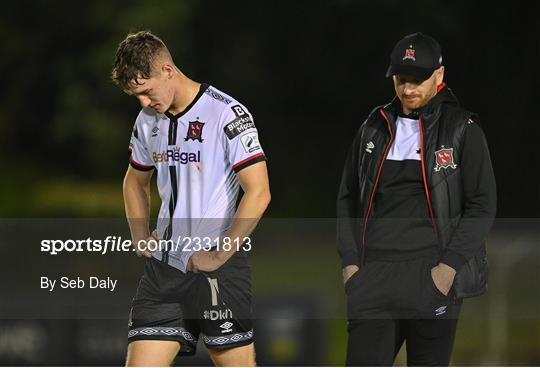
[345,254,462,366]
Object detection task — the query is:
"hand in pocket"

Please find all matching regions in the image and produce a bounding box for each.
[430,263,456,297]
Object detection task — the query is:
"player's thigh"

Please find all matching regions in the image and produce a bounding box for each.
[208,342,256,367]
[126,339,181,367]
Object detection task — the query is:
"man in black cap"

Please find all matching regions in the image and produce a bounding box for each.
[337,32,496,365]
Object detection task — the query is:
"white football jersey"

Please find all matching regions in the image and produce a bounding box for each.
[128,84,266,272]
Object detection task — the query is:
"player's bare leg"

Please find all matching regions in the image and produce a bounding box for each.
[208,342,256,366]
[125,340,181,367]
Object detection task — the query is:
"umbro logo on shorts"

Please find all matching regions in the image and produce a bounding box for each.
[220,321,234,334]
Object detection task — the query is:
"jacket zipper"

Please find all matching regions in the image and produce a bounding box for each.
[418,118,438,235]
[419,118,456,301]
[360,110,394,265]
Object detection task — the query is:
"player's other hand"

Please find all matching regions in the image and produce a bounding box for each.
[431,263,457,296]
[342,265,360,285]
[187,250,224,273]
[133,230,157,259]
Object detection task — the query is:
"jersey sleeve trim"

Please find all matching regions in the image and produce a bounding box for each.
[128,148,155,171]
[232,153,266,173]
[129,160,155,171]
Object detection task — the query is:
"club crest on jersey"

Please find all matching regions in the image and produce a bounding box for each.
[185,121,205,142]
[403,47,416,61]
[434,148,457,171]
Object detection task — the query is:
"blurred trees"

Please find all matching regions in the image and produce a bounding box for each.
[0,0,198,215]
[0,0,537,216]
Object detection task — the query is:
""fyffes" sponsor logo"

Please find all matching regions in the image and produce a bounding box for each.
[152,146,201,164]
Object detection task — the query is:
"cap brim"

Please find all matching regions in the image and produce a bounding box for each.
[385,64,434,80]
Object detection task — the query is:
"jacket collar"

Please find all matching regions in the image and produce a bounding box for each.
[382,83,460,127]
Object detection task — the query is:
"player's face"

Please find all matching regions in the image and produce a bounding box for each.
[128,69,174,114]
[393,66,444,114]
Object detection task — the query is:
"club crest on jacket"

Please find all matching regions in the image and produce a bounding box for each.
[434,147,457,171]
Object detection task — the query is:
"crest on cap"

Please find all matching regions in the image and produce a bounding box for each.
[403,45,416,61]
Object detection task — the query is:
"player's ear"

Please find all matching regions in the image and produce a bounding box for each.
[162,63,176,79]
[435,66,445,85]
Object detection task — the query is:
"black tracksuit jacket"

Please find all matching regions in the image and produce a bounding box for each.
[337,84,497,298]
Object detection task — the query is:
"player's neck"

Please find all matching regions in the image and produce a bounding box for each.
[168,76,201,116]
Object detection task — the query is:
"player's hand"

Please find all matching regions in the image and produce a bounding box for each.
[187,250,224,273]
[133,230,157,259]
[342,265,360,285]
[430,263,456,296]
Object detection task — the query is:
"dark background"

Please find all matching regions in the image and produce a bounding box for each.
[0,0,538,217]
[0,0,539,366]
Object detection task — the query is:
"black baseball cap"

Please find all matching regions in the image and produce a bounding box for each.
[385,32,443,80]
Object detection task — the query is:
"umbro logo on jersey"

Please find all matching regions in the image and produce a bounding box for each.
[185,121,205,142]
[435,306,447,316]
[366,141,375,153]
[152,126,159,137]
[152,147,201,164]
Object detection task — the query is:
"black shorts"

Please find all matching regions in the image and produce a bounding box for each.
[127,251,253,356]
